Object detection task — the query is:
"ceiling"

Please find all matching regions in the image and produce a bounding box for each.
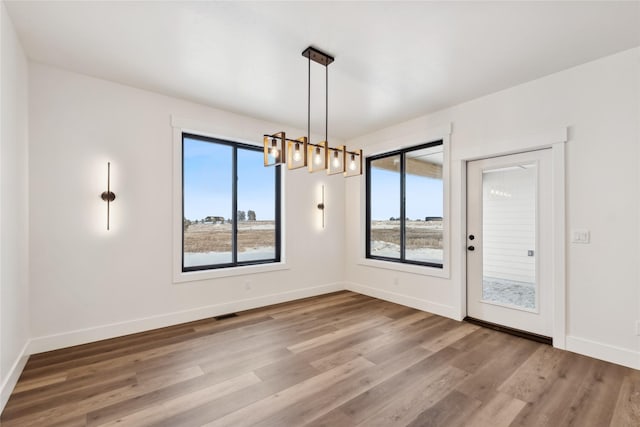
[5,1,640,140]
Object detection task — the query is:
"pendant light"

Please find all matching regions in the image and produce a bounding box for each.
[264,46,362,177]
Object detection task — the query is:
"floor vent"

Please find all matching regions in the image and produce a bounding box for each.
[214,313,238,321]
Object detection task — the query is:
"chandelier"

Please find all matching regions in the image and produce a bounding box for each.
[263,46,362,177]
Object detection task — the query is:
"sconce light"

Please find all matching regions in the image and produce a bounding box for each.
[317,185,325,229]
[100,162,116,230]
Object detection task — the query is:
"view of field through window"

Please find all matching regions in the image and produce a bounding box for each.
[182,136,277,268]
[369,145,444,265]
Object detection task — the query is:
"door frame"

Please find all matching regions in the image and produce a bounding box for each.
[459,127,567,349]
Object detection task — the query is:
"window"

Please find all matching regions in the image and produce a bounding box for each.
[366,141,444,268]
[182,133,281,271]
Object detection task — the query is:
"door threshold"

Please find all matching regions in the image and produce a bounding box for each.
[464,317,552,345]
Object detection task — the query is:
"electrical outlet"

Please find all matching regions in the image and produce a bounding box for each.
[571,229,590,244]
[244,280,252,291]
[393,277,399,286]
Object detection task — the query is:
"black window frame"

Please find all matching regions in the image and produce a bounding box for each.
[182,132,281,272]
[365,140,444,269]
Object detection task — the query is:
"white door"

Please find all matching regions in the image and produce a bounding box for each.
[467,149,552,337]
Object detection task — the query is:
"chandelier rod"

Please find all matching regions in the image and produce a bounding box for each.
[308,53,311,143]
[325,60,328,144]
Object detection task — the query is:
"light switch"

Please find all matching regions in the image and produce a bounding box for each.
[571,229,590,244]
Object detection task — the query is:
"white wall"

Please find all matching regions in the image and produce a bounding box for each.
[345,48,640,368]
[0,1,29,409]
[28,62,346,352]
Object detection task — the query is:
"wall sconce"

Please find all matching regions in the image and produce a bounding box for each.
[317,185,325,228]
[100,162,116,230]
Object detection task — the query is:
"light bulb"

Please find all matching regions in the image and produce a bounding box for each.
[332,151,340,168]
[349,154,357,171]
[293,143,302,162]
[270,139,279,158]
[314,147,322,165]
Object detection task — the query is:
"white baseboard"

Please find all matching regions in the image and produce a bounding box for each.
[344,281,457,320]
[28,282,344,355]
[565,335,639,370]
[1,340,29,413]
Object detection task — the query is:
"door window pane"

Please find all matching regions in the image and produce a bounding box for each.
[482,163,537,309]
[405,146,443,264]
[369,155,401,259]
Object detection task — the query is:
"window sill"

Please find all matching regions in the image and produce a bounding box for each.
[357,258,449,279]
[174,262,289,284]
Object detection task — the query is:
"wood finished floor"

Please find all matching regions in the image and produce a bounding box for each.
[2,291,639,427]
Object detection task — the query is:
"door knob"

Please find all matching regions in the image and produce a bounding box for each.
[467,245,475,251]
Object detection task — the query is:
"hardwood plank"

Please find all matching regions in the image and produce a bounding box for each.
[9,366,204,427]
[498,344,567,402]
[309,328,406,372]
[464,391,527,427]
[610,371,640,427]
[147,375,300,427]
[405,389,482,427]
[356,363,470,427]
[294,326,386,363]
[21,325,204,382]
[3,382,138,426]
[48,416,90,427]
[98,372,261,427]
[286,316,391,353]
[252,345,432,427]
[507,352,594,426]
[201,357,376,427]
[556,359,627,426]
[449,328,515,374]
[420,321,479,352]
[453,335,538,402]
[2,372,138,422]
[12,373,67,394]
[254,355,320,386]
[302,407,354,427]
[85,366,244,426]
[325,346,463,425]
[364,316,454,364]
[374,310,433,333]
